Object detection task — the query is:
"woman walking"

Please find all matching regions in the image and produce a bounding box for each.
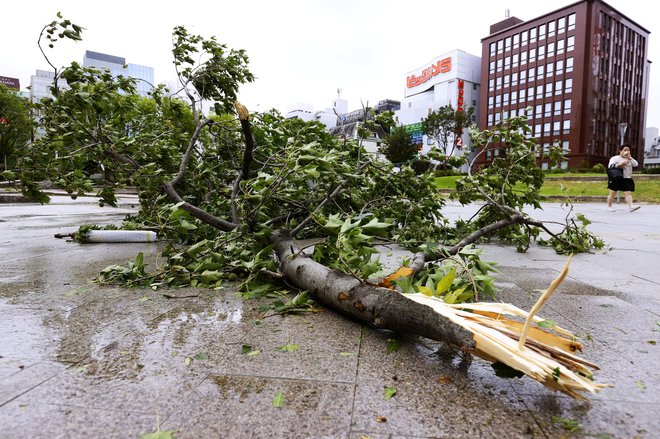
[607,144,640,212]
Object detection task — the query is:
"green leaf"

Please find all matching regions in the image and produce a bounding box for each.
[551,416,580,432]
[139,430,177,439]
[193,352,209,361]
[272,390,285,408]
[179,218,197,230]
[635,380,646,390]
[184,357,193,366]
[278,343,300,352]
[383,386,397,400]
[339,352,354,357]
[435,266,456,295]
[537,319,557,329]
[418,285,434,297]
[386,338,401,353]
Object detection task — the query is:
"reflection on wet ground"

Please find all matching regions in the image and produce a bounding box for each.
[1,198,659,438]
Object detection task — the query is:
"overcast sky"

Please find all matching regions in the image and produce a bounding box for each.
[2,0,657,128]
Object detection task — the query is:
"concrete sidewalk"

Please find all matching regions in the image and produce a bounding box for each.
[1,197,658,438]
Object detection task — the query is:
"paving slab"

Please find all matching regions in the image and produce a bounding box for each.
[1,197,659,438]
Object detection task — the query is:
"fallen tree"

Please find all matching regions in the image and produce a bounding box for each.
[18,16,606,398]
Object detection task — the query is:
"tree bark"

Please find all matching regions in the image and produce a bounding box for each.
[272,229,476,350]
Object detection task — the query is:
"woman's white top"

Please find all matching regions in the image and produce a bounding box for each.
[608,154,638,178]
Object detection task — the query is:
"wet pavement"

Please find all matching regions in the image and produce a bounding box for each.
[0,195,658,438]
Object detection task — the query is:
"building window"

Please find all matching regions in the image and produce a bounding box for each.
[528,66,535,79]
[521,51,528,65]
[527,86,534,101]
[488,96,494,109]
[472,99,477,106]
[497,58,503,71]
[568,13,576,31]
[511,72,519,86]
[557,39,565,55]
[545,103,552,117]
[558,17,566,34]
[489,61,495,74]
[513,34,520,50]
[537,65,544,80]
[555,80,563,95]
[539,24,546,40]
[520,70,527,84]
[490,42,496,56]
[536,85,543,99]
[546,62,554,77]
[521,30,528,46]
[529,47,536,62]
[496,76,502,89]
[538,45,546,60]
[566,57,574,73]
[535,104,542,118]
[511,90,518,105]
[555,59,564,75]
[567,36,575,52]
[489,78,495,91]
[495,112,501,123]
[505,37,512,51]
[519,88,526,101]
[553,121,560,135]
[495,94,502,107]
[543,122,551,136]
[503,92,510,106]
[564,99,571,114]
[530,27,537,43]
[512,53,519,68]
[504,74,510,88]
[547,42,555,58]
[502,110,509,119]
[565,78,573,93]
[554,101,562,116]
[562,119,570,133]
[548,21,556,38]
[504,56,511,70]
[535,124,542,136]
[545,83,553,97]
[562,140,569,152]
[497,39,504,54]
[473,83,478,90]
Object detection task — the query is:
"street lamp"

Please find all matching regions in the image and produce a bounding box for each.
[618,122,628,147]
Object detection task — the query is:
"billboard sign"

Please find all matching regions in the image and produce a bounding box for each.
[0,76,20,90]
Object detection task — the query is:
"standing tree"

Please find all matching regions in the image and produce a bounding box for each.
[378,125,418,165]
[0,84,32,174]
[422,104,474,169]
[16,15,608,399]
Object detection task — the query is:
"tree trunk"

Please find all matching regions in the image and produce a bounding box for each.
[271,229,476,350]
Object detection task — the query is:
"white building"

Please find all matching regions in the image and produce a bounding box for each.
[29,70,68,102]
[644,127,660,169]
[395,49,481,159]
[83,51,154,96]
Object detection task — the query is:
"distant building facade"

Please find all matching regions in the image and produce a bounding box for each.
[478,0,650,169]
[395,50,481,158]
[83,51,154,96]
[644,127,660,168]
[29,70,68,102]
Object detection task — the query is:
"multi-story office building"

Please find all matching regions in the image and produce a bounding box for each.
[83,51,154,96]
[395,49,481,158]
[29,70,68,102]
[478,0,650,169]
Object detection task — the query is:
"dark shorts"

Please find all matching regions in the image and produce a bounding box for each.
[608,177,635,192]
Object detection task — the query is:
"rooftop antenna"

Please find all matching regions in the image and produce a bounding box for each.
[505,8,510,18]
[337,88,342,100]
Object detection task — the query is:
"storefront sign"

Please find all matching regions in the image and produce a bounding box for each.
[0,76,20,90]
[406,57,451,88]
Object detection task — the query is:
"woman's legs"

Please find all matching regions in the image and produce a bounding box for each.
[607,190,617,208]
[624,191,633,207]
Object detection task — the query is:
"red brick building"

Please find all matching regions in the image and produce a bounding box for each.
[478,0,650,169]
